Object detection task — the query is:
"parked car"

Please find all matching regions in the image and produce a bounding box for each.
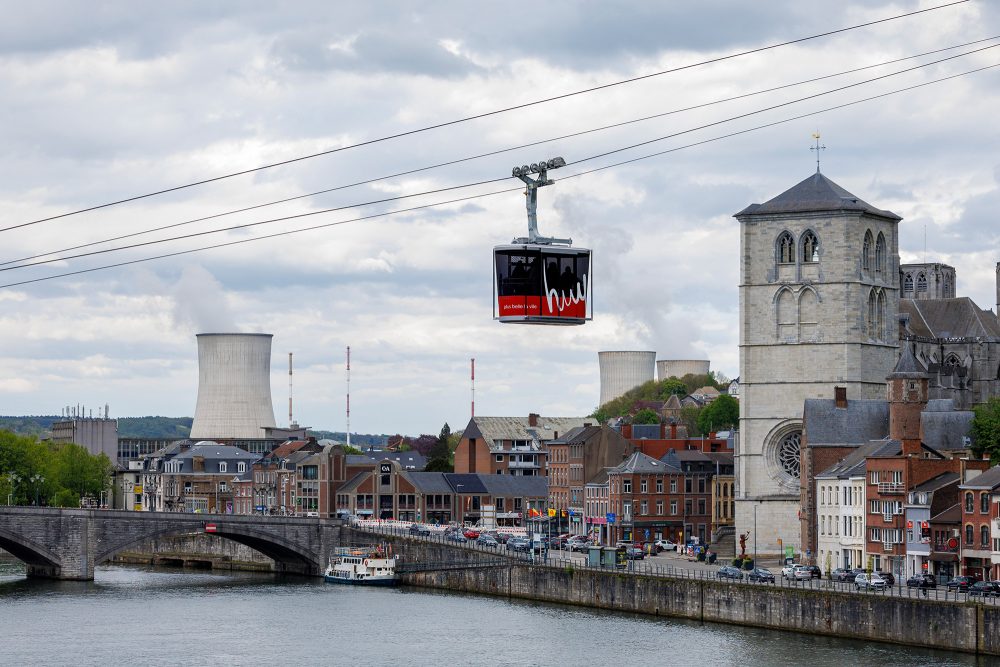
[906,573,937,589]
[507,537,529,552]
[717,566,744,580]
[792,566,812,581]
[408,524,431,536]
[877,571,895,586]
[780,563,801,579]
[802,565,822,579]
[830,568,850,582]
[855,573,887,591]
[641,542,661,554]
[571,540,592,553]
[446,533,468,543]
[654,539,677,551]
[476,534,499,548]
[747,567,775,583]
[968,581,1000,598]
[946,576,975,591]
[626,547,645,560]
[495,533,513,544]
[463,529,480,540]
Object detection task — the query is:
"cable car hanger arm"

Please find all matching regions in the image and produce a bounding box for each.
[511,157,570,246]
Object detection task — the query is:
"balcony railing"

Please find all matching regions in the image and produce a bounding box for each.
[877,482,904,495]
[883,541,895,553]
[508,461,540,469]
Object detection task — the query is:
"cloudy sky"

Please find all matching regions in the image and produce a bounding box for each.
[2,1,999,436]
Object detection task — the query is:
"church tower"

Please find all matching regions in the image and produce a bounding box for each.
[734,171,901,555]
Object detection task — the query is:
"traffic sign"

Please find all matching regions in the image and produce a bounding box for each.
[205,523,217,533]
[644,529,650,539]
[606,512,616,524]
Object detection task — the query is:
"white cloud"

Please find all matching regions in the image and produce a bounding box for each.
[1,1,998,433]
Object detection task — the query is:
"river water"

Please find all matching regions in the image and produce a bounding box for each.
[0,562,996,666]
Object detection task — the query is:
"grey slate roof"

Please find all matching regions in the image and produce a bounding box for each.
[734,172,901,220]
[613,451,680,474]
[443,473,489,494]
[585,468,611,486]
[899,298,1000,340]
[912,471,960,494]
[890,343,928,377]
[930,503,961,523]
[170,442,259,473]
[803,398,888,445]
[815,440,894,479]
[960,466,1000,490]
[402,471,453,494]
[921,408,974,452]
[464,415,592,449]
[338,471,368,494]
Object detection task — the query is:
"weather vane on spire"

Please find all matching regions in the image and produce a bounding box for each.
[810,131,826,174]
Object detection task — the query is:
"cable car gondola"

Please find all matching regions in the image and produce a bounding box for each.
[493,157,592,325]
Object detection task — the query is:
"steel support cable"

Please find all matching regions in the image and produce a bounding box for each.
[2,61,996,291]
[6,33,997,270]
[0,0,971,234]
[4,45,996,274]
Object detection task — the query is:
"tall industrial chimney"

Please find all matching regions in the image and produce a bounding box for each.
[190,333,277,440]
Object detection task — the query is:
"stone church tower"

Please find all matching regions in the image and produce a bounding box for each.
[734,171,901,555]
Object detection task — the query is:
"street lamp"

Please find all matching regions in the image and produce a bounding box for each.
[29,474,44,506]
[7,473,20,506]
[753,504,758,567]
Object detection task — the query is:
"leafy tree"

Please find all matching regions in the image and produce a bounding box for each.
[410,434,438,456]
[697,394,739,434]
[658,379,688,399]
[678,406,703,437]
[343,445,363,455]
[425,423,453,473]
[632,408,660,425]
[971,397,1000,462]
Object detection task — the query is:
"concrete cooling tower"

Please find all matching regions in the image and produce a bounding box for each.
[599,351,656,406]
[190,333,277,440]
[657,359,711,381]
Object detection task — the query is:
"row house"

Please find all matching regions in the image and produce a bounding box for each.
[958,466,1000,580]
[606,452,685,545]
[455,414,590,477]
[815,444,871,571]
[546,425,634,536]
[242,438,323,515]
[157,442,257,513]
[620,421,733,458]
[662,449,734,544]
[904,472,960,578]
[334,460,547,526]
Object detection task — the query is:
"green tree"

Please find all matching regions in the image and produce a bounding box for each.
[697,394,739,434]
[658,379,688,399]
[425,423,453,473]
[678,406,703,437]
[632,408,660,425]
[971,397,1000,462]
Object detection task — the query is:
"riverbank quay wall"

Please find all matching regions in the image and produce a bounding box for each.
[380,537,995,655]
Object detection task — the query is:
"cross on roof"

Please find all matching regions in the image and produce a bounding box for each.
[810,131,827,173]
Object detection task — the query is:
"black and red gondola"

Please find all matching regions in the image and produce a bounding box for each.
[494,157,592,325]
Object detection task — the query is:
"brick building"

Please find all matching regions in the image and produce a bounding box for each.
[455,414,589,476]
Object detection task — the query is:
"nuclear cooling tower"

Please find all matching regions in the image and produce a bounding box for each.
[656,359,711,381]
[598,351,656,406]
[190,333,277,440]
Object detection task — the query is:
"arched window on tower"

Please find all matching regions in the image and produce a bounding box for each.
[862,230,873,274]
[801,231,819,263]
[876,289,886,341]
[776,289,796,341]
[917,272,928,294]
[800,288,818,341]
[903,273,914,296]
[867,289,877,339]
[875,233,886,277]
[777,232,795,264]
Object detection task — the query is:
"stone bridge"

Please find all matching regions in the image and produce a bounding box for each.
[0,506,345,580]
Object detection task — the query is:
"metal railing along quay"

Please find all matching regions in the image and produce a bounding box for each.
[354,522,1000,606]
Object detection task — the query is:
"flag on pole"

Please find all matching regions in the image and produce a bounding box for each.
[547,508,556,517]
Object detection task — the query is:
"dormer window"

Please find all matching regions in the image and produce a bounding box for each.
[219,462,228,473]
[237,462,246,473]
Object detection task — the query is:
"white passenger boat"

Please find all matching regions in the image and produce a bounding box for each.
[324,546,399,586]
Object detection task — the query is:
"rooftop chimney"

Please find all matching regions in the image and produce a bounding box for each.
[528,413,539,427]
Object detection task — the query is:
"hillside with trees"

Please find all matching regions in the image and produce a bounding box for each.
[590,372,731,428]
[0,430,113,507]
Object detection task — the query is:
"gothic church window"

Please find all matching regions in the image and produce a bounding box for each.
[801,231,819,263]
[875,233,886,276]
[876,290,885,341]
[799,288,818,340]
[903,273,914,296]
[862,230,873,273]
[917,272,927,293]
[777,431,801,478]
[776,289,796,341]
[777,232,795,264]
[867,289,877,339]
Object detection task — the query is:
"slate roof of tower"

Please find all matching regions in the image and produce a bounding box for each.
[899,298,1000,340]
[803,398,889,445]
[890,343,928,377]
[734,172,901,220]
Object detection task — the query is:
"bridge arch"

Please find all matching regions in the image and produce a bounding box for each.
[95,523,324,576]
[0,526,63,577]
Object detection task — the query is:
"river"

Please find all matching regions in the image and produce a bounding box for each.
[0,562,995,666]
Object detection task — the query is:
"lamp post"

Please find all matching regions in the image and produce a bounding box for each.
[753,503,758,567]
[7,473,20,505]
[29,474,44,506]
